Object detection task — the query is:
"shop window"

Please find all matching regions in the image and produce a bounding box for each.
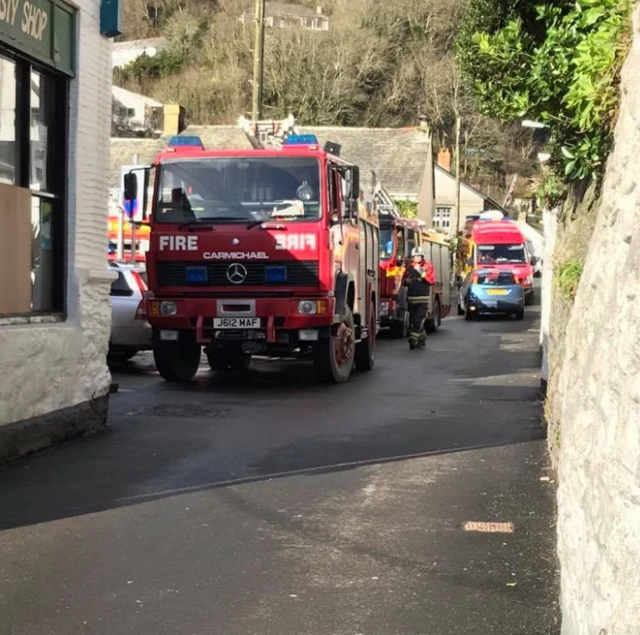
[0,56,17,185]
[0,52,67,317]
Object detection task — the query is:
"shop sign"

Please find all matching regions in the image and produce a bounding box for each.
[0,0,75,76]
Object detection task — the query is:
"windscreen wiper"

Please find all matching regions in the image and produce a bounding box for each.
[246,219,289,230]
[177,216,241,230]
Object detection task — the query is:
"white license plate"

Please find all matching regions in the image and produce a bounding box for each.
[159,330,179,341]
[213,317,261,329]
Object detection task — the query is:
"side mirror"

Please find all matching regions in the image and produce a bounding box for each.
[344,166,360,202]
[124,168,151,221]
[142,169,150,221]
[350,166,360,201]
[123,172,137,202]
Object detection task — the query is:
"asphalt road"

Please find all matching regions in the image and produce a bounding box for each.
[0,298,560,635]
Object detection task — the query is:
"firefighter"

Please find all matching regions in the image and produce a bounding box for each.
[402,246,436,350]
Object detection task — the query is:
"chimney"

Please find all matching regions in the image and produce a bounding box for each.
[163,104,185,137]
[437,147,451,172]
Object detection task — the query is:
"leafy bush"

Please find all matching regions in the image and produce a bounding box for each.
[456,0,632,182]
[556,259,584,301]
[393,199,418,219]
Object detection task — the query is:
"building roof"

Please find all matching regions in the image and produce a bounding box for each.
[112,85,164,109]
[110,125,433,195]
[435,164,507,213]
[244,2,328,19]
[112,38,167,52]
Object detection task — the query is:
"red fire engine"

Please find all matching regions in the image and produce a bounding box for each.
[378,205,451,337]
[125,122,379,384]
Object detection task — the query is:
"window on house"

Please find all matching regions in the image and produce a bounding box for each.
[434,206,452,230]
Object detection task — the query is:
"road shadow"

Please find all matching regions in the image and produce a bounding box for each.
[0,292,545,532]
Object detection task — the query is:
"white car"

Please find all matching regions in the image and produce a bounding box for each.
[108,262,152,361]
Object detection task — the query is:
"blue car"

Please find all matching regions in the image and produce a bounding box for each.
[457,268,525,321]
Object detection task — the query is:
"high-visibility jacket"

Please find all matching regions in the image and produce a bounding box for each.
[403,260,435,303]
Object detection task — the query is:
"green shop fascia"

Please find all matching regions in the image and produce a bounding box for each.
[0,0,75,76]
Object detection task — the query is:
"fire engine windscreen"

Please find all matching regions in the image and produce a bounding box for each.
[380,227,394,260]
[155,158,321,224]
[477,244,527,265]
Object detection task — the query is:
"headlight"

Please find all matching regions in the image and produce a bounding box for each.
[160,300,178,315]
[297,300,327,315]
[379,302,390,316]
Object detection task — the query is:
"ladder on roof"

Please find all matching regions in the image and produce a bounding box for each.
[373,182,400,218]
[237,114,298,149]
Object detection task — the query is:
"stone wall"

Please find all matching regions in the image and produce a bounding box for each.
[556,6,640,634]
[0,0,113,449]
[545,183,600,461]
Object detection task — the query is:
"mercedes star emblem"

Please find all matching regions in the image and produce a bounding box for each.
[232,238,240,245]
[226,263,248,285]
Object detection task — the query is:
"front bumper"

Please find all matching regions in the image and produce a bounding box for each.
[147,296,336,344]
[468,296,524,314]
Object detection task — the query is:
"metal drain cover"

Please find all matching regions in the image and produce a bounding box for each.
[127,404,229,419]
[480,398,541,406]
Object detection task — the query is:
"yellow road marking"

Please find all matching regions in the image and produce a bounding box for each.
[462,521,514,533]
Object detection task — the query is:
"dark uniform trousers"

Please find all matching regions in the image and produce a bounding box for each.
[408,298,429,344]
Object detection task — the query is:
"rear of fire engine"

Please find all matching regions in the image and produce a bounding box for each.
[125,133,379,384]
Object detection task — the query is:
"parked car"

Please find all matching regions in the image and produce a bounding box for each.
[108,262,152,361]
[457,268,525,321]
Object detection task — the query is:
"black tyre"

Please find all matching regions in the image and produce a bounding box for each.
[426,298,441,334]
[389,311,408,338]
[314,306,356,383]
[355,302,376,372]
[464,308,474,321]
[525,290,535,306]
[515,309,525,321]
[108,349,138,363]
[153,336,201,382]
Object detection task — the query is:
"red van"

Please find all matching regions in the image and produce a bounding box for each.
[460,220,535,305]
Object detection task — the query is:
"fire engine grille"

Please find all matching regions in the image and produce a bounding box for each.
[157,261,320,288]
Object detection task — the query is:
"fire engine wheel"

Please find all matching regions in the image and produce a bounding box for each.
[314,306,356,383]
[390,311,409,338]
[426,298,441,334]
[355,302,376,372]
[153,337,201,382]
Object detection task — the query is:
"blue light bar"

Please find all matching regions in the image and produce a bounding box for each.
[185,266,208,284]
[167,135,205,148]
[264,266,287,283]
[284,134,319,146]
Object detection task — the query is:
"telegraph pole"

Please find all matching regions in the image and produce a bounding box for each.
[454,116,462,236]
[252,0,266,121]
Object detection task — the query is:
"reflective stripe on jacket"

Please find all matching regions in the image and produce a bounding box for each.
[402,260,435,303]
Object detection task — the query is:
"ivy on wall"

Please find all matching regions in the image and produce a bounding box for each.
[456,0,632,183]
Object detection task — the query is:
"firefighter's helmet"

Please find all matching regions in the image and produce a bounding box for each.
[411,246,425,258]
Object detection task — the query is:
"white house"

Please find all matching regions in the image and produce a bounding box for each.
[112,85,164,135]
[434,149,508,234]
[241,3,330,31]
[112,37,167,69]
[0,0,114,462]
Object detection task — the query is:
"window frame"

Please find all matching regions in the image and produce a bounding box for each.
[0,45,69,318]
